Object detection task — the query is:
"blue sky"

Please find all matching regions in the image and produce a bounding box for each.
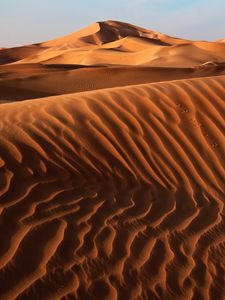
[1,0,225,47]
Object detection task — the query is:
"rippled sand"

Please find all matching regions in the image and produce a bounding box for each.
[0,21,224,300]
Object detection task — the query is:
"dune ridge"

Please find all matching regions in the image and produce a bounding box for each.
[0,74,224,299]
[1,21,225,103]
[1,63,225,102]
[1,21,225,67]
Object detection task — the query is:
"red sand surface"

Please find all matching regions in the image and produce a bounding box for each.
[0,21,224,300]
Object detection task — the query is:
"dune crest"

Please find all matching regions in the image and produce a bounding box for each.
[1,20,225,67]
[0,21,224,300]
[41,20,166,48]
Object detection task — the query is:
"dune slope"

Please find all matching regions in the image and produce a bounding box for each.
[0,74,224,299]
[0,63,225,102]
[1,21,225,68]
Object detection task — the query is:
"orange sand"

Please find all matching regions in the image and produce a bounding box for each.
[0,21,224,300]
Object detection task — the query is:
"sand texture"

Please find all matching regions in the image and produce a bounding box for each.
[0,21,224,300]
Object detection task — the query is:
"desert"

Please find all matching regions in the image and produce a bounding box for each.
[0,20,224,300]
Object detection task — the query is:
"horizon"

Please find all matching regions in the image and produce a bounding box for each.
[1,0,225,47]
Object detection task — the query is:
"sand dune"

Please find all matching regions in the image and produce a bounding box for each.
[0,20,224,299]
[1,63,225,101]
[2,21,225,68]
[12,39,225,67]
[0,46,48,65]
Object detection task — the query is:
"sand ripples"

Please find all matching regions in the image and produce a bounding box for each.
[0,75,224,299]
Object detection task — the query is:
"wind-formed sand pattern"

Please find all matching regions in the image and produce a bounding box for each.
[0,21,224,300]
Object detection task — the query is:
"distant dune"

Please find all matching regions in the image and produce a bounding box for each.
[0,21,224,300]
[217,38,225,43]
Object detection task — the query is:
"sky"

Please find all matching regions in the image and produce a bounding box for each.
[0,0,225,47]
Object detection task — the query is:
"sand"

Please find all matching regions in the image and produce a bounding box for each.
[0,20,224,300]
